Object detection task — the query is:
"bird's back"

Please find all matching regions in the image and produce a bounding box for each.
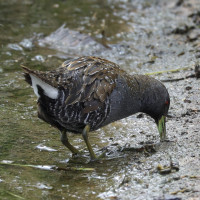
[23,57,128,132]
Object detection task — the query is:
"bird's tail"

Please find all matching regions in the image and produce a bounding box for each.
[21,66,34,86]
[21,65,59,99]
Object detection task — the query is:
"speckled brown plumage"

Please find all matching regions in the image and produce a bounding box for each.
[23,57,124,132]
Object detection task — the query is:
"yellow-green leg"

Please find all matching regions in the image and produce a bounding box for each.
[60,131,80,155]
[82,125,106,160]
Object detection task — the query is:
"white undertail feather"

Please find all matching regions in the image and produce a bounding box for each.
[30,74,58,99]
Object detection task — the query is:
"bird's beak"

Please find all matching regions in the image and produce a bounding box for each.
[157,115,166,141]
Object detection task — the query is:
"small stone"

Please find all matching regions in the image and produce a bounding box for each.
[185,86,192,90]
[7,43,23,51]
[20,38,33,49]
[195,64,200,78]
[187,29,200,41]
[181,131,188,135]
[31,55,45,62]
[183,99,191,103]
[53,4,59,8]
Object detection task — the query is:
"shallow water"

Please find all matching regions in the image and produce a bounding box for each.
[0,0,200,199]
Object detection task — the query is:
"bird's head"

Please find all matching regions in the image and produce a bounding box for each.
[141,81,170,141]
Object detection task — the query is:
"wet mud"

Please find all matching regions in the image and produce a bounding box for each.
[0,0,199,199]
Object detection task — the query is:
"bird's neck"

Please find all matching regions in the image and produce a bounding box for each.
[131,74,167,121]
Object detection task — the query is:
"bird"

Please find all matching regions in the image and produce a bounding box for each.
[22,56,170,160]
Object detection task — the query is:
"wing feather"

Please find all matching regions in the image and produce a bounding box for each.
[23,57,124,113]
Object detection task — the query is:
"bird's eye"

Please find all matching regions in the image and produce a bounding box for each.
[165,100,169,105]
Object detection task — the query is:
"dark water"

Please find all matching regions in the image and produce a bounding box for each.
[1,0,200,199]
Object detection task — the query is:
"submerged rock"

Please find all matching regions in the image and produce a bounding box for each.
[37,24,131,63]
[38,24,106,56]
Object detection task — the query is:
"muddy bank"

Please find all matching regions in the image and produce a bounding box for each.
[0,0,200,199]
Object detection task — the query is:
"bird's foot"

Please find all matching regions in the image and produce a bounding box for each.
[88,148,108,162]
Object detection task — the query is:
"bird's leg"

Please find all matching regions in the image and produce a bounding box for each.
[82,125,106,160]
[60,131,80,155]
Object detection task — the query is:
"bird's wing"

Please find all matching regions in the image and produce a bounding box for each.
[22,57,124,113]
[59,57,123,112]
